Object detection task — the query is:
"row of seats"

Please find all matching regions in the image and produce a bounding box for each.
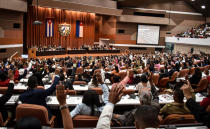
[1,103,210,128]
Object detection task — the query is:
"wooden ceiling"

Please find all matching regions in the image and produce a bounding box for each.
[115,0,210,17]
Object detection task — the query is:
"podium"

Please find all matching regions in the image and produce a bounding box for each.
[28,48,37,59]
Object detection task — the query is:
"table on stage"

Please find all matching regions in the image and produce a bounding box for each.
[36,50,66,56]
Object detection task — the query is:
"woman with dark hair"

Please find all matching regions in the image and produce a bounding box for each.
[70,83,109,118]
[189,68,202,85]
[136,74,151,93]
[88,72,102,89]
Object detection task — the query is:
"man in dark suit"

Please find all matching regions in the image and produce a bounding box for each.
[18,69,60,119]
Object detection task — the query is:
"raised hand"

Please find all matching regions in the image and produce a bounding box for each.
[180,81,192,100]
[108,85,124,104]
[56,84,66,106]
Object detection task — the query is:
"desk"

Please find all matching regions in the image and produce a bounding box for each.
[67,50,87,54]
[3,95,140,106]
[3,93,205,107]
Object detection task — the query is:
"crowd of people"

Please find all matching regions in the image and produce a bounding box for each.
[175,24,210,38]
[0,51,210,129]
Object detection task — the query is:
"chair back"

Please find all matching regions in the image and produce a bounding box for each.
[76,67,84,75]
[178,69,189,78]
[66,90,77,95]
[161,114,197,125]
[136,69,142,74]
[0,87,8,94]
[0,112,3,126]
[199,67,205,72]
[157,77,169,88]
[94,69,101,75]
[73,115,99,127]
[189,67,195,75]
[91,88,103,95]
[206,105,210,113]
[73,81,87,85]
[16,104,51,126]
[152,74,160,86]
[194,78,208,92]
[123,89,135,95]
[169,72,178,82]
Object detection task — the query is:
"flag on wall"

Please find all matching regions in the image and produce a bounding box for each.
[46,19,54,37]
[76,21,83,38]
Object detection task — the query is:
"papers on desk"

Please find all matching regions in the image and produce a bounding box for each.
[14,83,27,90]
[19,78,28,83]
[159,93,205,104]
[46,95,140,106]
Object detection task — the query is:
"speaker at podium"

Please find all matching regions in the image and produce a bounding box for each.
[28,48,37,59]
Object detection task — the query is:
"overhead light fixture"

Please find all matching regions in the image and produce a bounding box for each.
[191,0,195,2]
[33,20,42,25]
[201,5,206,9]
[33,0,42,25]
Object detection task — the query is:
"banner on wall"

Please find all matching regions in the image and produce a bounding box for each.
[76,21,83,38]
[46,19,54,37]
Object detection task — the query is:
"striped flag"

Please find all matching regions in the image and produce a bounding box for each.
[46,19,54,37]
[76,21,83,38]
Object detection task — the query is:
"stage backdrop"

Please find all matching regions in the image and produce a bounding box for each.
[27,6,95,49]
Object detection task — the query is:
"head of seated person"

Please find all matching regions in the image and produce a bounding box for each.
[134,105,160,129]
[140,74,149,84]
[112,75,121,83]
[27,76,38,89]
[140,91,152,105]
[82,90,102,116]
[92,72,102,87]
[173,86,184,103]
[15,117,42,129]
[0,71,8,82]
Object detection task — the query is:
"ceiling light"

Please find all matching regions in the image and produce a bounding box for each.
[201,5,206,9]
[191,0,195,2]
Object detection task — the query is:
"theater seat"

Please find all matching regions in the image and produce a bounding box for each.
[157,77,169,88]
[178,69,189,78]
[206,105,210,113]
[0,112,10,127]
[16,104,56,127]
[192,78,208,92]
[91,88,103,95]
[152,74,160,86]
[76,67,84,75]
[73,81,87,85]
[0,87,8,94]
[161,114,197,125]
[66,90,77,95]
[169,72,178,82]
[73,115,99,127]
[123,89,135,95]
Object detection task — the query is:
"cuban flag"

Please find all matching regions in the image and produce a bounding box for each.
[76,20,83,38]
[46,19,54,37]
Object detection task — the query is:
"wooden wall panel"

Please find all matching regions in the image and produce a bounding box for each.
[27,6,95,49]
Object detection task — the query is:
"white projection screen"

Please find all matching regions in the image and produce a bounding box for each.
[137,25,160,45]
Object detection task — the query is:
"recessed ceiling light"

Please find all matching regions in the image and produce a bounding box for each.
[191,0,195,2]
[201,5,206,9]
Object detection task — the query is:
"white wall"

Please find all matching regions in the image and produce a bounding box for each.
[165,37,210,46]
